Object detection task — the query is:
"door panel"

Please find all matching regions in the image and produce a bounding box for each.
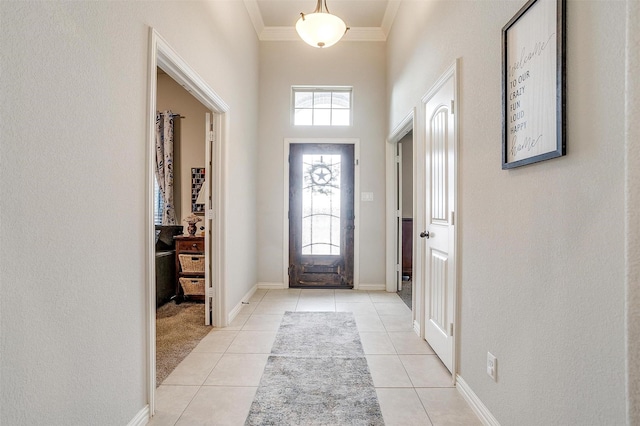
[423,75,456,373]
[396,142,403,291]
[204,112,212,325]
[289,143,354,288]
[429,249,448,335]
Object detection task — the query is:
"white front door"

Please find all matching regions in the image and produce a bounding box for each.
[422,71,456,373]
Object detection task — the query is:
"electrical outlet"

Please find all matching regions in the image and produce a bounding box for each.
[487,352,497,381]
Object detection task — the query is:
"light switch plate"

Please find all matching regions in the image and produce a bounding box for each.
[487,352,497,381]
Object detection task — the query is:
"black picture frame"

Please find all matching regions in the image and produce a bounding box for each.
[191,167,205,215]
[502,0,566,169]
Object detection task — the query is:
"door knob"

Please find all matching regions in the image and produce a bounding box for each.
[420,231,430,239]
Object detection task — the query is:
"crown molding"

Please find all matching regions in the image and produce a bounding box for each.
[259,26,298,41]
[344,27,387,42]
[243,0,265,35]
[381,0,401,37]
[244,0,395,42]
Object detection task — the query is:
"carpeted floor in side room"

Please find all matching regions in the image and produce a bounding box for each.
[156,301,211,386]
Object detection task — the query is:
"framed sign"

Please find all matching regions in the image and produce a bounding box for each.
[502,0,566,169]
[191,167,205,214]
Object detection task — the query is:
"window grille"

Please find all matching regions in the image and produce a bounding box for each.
[292,87,352,126]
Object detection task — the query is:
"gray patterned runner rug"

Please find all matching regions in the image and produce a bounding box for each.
[245,311,384,426]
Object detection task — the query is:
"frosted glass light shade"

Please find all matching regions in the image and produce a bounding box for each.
[295,12,347,48]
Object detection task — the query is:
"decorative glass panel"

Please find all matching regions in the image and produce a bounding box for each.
[294,92,313,108]
[314,92,332,108]
[332,91,350,108]
[301,154,341,255]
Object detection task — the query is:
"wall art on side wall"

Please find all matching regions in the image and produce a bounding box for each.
[191,167,205,214]
[502,0,566,169]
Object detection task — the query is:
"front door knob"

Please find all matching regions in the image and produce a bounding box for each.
[420,231,430,239]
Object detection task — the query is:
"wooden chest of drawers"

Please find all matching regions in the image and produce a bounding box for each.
[173,235,205,302]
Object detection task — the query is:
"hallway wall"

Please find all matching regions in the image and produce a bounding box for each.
[387,0,627,424]
[0,2,258,424]
[257,41,387,288]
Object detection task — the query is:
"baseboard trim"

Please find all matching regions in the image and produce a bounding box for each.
[357,283,386,291]
[413,319,420,335]
[456,375,500,426]
[228,283,258,325]
[257,282,287,290]
[127,405,150,426]
[257,282,386,291]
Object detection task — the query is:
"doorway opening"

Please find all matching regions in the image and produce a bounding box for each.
[386,110,416,321]
[397,131,414,309]
[288,143,355,289]
[154,67,213,386]
[146,28,228,417]
[284,138,360,290]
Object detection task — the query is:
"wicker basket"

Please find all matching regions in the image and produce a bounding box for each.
[178,254,205,272]
[179,277,205,296]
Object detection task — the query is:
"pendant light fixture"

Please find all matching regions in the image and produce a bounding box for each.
[296,0,348,48]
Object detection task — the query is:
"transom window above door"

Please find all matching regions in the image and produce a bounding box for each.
[292,87,352,126]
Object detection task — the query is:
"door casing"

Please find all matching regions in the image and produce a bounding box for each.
[283,138,360,289]
[386,111,417,329]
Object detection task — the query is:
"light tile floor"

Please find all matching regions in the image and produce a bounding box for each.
[148,289,481,426]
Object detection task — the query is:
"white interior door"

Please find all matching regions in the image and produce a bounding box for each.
[396,142,403,291]
[422,73,456,373]
[204,112,214,325]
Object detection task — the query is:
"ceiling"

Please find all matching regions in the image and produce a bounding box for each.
[244,0,400,42]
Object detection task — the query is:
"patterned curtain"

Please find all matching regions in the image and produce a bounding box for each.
[155,111,176,225]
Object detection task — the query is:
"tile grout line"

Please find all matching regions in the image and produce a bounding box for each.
[158,290,468,425]
[381,293,434,425]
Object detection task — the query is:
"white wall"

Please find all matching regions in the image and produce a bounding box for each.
[625,0,640,421]
[157,73,210,228]
[387,0,627,424]
[257,41,387,287]
[0,1,258,424]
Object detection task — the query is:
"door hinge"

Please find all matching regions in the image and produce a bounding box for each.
[208,130,215,142]
[355,159,359,166]
[449,323,454,336]
[395,155,400,163]
[450,211,455,225]
[450,100,455,113]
